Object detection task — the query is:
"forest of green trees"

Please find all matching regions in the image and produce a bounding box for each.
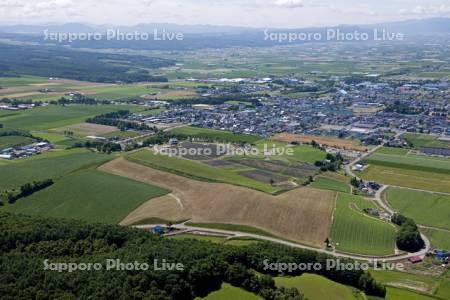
[0,212,386,300]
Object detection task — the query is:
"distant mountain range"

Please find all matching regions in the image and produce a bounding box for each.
[1,18,449,35]
[0,18,448,51]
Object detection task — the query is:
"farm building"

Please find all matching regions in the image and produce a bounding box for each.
[408,256,423,264]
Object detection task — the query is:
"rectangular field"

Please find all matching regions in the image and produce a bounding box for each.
[275,274,358,300]
[170,126,261,144]
[363,153,450,175]
[0,149,111,190]
[311,177,350,193]
[330,193,397,256]
[0,104,140,131]
[385,188,450,230]
[100,157,336,247]
[3,169,170,224]
[126,149,282,194]
[272,133,367,151]
[0,135,34,149]
[360,165,450,194]
[421,228,450,250]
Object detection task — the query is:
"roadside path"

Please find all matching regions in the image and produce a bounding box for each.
[135,222,429,262]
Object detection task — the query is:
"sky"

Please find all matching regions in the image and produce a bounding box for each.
[0,0,449,27]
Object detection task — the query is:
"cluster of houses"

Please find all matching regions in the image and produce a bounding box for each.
[0,142,53,160]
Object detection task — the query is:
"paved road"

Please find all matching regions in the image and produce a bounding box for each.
[135,223,429,262]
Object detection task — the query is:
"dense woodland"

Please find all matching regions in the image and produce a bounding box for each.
[0,44,172,83]
[0,213,386,299]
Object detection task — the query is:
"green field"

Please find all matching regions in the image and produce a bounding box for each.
[404,133,450,149]
[385,188,450,230]
[385,287,438,300]
[360,165,450,194]
[370,270,439,295]
[197,283,261,300]
[170,126,261,144]
[363,153,450,175]
[435,279,450,300]
[126,150,281,193]
[275,274,361,300]
[375,147,409,156]
[3,169,169,224]
[0,135,34,149]
[169,234,227,244]
[311,176,350,193]
[0,75,49,87]
[0,104,141,131]
[253,140,326,164]
[330,193,397,256]
[421,228,450,250]
[0,149,111,190]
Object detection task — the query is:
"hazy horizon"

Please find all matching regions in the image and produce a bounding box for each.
[0,0,450,28]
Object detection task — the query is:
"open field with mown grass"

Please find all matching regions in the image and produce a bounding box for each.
[311,176,350,193]
[0,135,34,149]
[421,228,450,250]
[385,188,450,230]
[404,133,450,149]
[0,104,141,131]
[99,157,336,247]
[275,274,361,300]
[385,287,439,300]
[330,193,397,256]
[375,147,409,156]
[126,149,282,194]
[197,283,261,300]
[0,149,111,190]
[370,270,439,295]
[360,165,450,194]
[170,126,261,144]
[3,169,169,224]
[363,153,450,175]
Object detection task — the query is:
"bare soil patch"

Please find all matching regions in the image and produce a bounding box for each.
[273,133,367,151]
[99,157,336,248]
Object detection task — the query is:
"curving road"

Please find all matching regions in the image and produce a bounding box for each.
[135,222,430,262]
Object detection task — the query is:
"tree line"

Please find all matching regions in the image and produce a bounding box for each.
[1,179,53,204]
[0,212,386,299]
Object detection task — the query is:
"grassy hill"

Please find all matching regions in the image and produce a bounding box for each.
[331,193,397,256]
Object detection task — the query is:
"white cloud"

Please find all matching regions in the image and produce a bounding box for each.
[0,0,22,7]
[141,0,154,6]
[274,0,303,9]
[35,0,73,10]
[399,4,450,15]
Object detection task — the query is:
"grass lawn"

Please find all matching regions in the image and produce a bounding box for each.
[0,149,111,190]
[187,222,284,240]
[311,176,350,193]
[0,104,140,131]
[435,279,450,300]
[101,130,140,139]
[0,75,49,87]
[404,133,450,149]
[126,149,282,194]
[169,234,226,244]
[197,283,261,300]
[253,140,326,164]
[363,153,450,175]
[370,270,439,295]
[0,135,34,149]
[170,126,261,144]
[385,188,450,230]
[3,169,170,224]
[421,228,450,250]
[375,147,409,156]
[275,274,360,300]
[330,193,397,256]
[385,287,438,300]
[360,165,450,194]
